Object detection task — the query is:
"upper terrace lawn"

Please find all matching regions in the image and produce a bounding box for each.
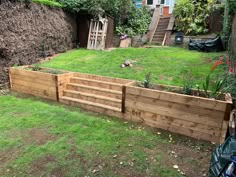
[41,47,225,86]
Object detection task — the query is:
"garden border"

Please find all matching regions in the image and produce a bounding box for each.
[9,66,233,143]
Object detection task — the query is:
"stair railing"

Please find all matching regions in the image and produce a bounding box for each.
[162,10,175,46]
[148,5,161,43]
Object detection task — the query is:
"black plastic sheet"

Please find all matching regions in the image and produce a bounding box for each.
[209,137,236,177]
[189,35,224,52]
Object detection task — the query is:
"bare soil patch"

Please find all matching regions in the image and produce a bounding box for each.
[24,128,58,145]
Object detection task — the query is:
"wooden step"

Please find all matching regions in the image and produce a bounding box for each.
[153,34,165,38]
[152,37,164,42]
[66,83,122,99]
[159,21,169,24]
[73,73,132,85]
[152,39,164,43]
[63,90,122,108]
[156,27,167,30]
[156,24,168,29]
[70,77,122,91]
[160,17,170,20]
[155,31,166,35]
[60,96,122,113]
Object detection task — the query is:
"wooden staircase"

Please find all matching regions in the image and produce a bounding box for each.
[60,74,129,116]
[152,17,170,44]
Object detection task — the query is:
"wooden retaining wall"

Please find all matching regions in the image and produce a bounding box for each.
[9,67,71,101]
[9,67,233,143]
[58,72,74,99]
[124,86,232,143]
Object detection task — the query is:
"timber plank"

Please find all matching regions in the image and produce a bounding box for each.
[126,93,225,122]
[73,73,133,84]
[143,118,220,143]
[125,108,222,135]
[60,98,123,118]
[67,83,122,99]
[11,79,56,92]
[63,90,121,108]
[126,100,224,127]
[10,68,56,81]
[126,86,228,111]
[12,84,57,100]
[11,75,56,87]
[70,77,123,91]
[125,107,222,128]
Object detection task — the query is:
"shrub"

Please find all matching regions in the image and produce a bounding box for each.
[116,6,151,37]
[58,0,133,23]
[174,0,216,35]
[32,0,63,8]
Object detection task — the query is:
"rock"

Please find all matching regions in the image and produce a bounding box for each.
[121,64,125,68]
[173,165,179,169]
[124,60,131,66]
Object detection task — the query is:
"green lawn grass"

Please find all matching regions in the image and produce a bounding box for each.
[1,47,221,176]
[0,94,214,177]
[41,47,225,87]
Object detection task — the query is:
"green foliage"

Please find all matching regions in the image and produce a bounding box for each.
[222,0,236,46]
[223,73,236,105]
[182,70,194,95]
[103,0,133,24]
[116,26,136,37]
[202,56,230,99]
[32,0,63,8]
[116,6,151,37]
[143,72,152,88]
[228,0,236,14]
[211,78,226,98]
[32,64,40,71]
[174,0,216,35]
[203,73,211,97]
[58,0,133,21]
[58,0,102,15]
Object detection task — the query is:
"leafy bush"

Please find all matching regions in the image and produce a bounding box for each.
[116,6,151,37]
[174,0,216,35]
[59,0,101,14]
[32,0,63,8]
[181,70,194,95]
[228,0,236,14]
[58,0,133,22]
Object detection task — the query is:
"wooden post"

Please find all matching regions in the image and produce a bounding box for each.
[87,19,93,49]
[121,86,126,113]
[94,21,99,49]
[55,75,59,102]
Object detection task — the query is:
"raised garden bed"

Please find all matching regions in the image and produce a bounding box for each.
[9,66,233,143]
[9,66,73,101]
[124,84,232,143]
